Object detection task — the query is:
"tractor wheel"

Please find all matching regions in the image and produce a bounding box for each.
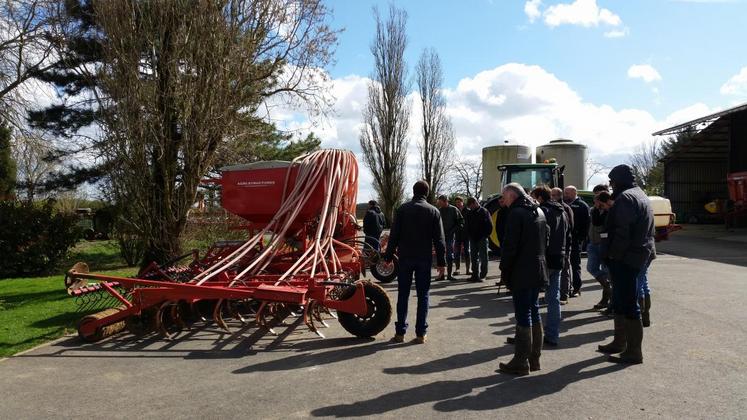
[370,258,397,283]
[337,281,392,338]
[78,307,126,343]
[485,197,503,252]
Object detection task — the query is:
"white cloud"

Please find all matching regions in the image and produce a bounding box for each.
[543,0,622,28]
[524,0,543,23]
[627,64,662,83]
[270,63,711,199]
[604,27,629,38]
[720,66,747,96]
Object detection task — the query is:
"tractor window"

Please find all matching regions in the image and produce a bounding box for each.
[508,168,553,190]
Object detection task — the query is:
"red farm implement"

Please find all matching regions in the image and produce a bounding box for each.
[64,150,392,343]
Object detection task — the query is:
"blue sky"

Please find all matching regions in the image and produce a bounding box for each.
[326,0,746,119]
[274,0,747,199]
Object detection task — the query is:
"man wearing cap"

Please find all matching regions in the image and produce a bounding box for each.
[598,164,655,365]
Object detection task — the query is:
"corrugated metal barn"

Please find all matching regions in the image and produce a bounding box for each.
[653,103,747,223]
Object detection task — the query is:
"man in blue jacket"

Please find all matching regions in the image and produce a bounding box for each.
[384,181,446,344]
[362,200,385,251]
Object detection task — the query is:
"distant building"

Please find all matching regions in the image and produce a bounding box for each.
[653,103,747,223]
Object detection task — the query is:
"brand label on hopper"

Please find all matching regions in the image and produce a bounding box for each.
[236,180,276,188]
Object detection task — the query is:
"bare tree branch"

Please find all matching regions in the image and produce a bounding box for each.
[416,47,454,203]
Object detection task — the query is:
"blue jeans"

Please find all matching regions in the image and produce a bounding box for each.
[445,232,455,264]
[609,260,642,319]
[395,257,432,336]
[544,269,562,342]
[512,287,541,327]
[638,260,651,298]
[586,243,608,279]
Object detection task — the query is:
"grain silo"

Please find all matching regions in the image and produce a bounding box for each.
[536,139,588,190]
[481,142,532,197]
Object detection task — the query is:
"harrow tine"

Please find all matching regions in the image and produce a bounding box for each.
[256,301,277,335]
[304,300,325,338]
[213,299,231,333]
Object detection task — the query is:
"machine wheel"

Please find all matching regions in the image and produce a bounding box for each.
[337,281,392,338]
[370,258,397,283]
[77,307,126,343]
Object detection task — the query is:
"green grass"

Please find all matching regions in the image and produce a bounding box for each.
[0,240,136,358]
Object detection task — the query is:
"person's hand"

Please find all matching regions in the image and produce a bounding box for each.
[437,266,445,277]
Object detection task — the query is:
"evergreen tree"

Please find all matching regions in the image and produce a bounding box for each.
[0,122,17,200]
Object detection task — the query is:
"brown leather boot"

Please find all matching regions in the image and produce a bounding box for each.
[598,315,626,354]
[609,318,643,364]
[499,326,531,375]
[529,323,543,372]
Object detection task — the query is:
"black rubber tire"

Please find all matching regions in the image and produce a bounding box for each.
[337,281,392,338]
[484,196,503,253]
[370,258,397,283]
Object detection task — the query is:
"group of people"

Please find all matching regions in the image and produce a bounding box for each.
[372,163,656,375]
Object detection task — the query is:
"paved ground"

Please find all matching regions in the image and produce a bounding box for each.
[1,232,746,419]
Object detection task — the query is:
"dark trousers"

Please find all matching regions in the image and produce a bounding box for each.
[560,251,571,299]
[609,260,642,319]
[445,231,455,264]
[395,257,432,336]
[454,236,469,263]
[364,231,381,251]
[512,287,541,327]
[469,237,488,276]
[571,242,582,292]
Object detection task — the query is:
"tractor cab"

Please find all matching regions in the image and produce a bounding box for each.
[483,163,565,251]
[498,163,565,192]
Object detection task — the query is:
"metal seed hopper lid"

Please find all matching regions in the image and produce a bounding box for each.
[219,160,292,172]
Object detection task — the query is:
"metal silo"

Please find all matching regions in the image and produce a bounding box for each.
[481,142,532,197]
[536,139,588,190]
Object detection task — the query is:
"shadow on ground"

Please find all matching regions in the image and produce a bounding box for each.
[311,356,626,417]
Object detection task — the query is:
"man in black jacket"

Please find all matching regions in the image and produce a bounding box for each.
[531,185,568,347]
[597,164,655,364]
[498,183,549,375]
[362,200,385,251]
[564,186,590,297]
[384,181,446,344]
[437,195,464,281]
[552,187,574,303]
[453,197,470,275]
[464,197,493,282]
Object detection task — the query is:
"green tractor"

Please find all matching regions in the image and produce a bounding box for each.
[482,162,594,252]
